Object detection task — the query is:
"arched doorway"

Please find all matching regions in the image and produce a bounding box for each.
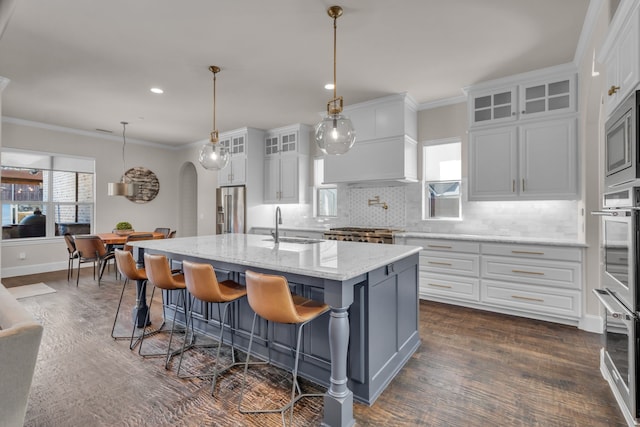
[178,162,197,237]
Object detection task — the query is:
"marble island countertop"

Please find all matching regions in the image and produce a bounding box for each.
[131,234,422,281]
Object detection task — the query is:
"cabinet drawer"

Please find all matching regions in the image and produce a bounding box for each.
[481,280,580,319]
[409,239,480,254]
[420,272,480,302]
[482,243,581,262]
[482,256,580,289]
[421,252,480,277]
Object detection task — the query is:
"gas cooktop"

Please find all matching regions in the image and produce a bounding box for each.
[323,227,403,243]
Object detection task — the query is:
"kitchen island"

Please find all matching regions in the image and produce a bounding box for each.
[131,234,422,427]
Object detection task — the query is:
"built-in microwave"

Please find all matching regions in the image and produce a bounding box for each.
[605,90,639,188]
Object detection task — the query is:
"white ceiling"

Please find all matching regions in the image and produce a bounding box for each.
[0,0,590,147]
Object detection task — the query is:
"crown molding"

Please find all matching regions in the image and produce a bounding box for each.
[1,116,181,151]
[418,95,467,111]
[573,0,605,67]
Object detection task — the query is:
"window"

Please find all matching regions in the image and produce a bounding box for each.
[314,158,337,217]
[423,140,461,220]
[1,150,95,239]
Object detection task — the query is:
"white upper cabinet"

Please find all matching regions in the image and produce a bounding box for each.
[466,64,579,201]
[469,87,517,126]
[263,124,310,204]
[218,132,246,186]
[599,1,640,116]
[469,126,518,200]
[217,127,264,188]
[518,119,578,198]
[323,93,418,184]
[467,64,577,128]
[469,119,577,201]
[518,76,575,119]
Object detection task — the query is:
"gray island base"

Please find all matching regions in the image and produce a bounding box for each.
[131,234,422,427]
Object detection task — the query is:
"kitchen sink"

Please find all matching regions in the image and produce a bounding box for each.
[263,237,324,244]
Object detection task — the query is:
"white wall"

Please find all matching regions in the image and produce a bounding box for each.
[1,120,181,276]
[577,0,611,325]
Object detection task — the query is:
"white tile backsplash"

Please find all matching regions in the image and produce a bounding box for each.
[252,182,582,241]
[348,186,405,227]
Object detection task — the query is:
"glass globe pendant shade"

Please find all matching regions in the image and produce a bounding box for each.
[198,142,230,170]
[314,114,356,155]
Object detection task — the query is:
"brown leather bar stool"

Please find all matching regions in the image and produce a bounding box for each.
[139,253,193,369]
[178,260,256,395]
[239,270,330,426]
[113,249,149,349]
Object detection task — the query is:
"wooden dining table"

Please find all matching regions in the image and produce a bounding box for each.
[96,231,166,246]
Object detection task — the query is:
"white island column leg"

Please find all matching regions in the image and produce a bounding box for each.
[322,281,356,427]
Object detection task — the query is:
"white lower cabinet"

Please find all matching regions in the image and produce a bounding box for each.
[405,237,583,325]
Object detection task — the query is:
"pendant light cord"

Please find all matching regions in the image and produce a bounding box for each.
[212,71,217,133]
[333,14,337,101]
[121,121,128,182]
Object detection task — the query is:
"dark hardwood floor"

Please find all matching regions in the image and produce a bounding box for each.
[3,268,626,426]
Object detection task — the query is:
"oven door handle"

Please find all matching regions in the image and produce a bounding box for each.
[593,288,635,319]
[591,210,629,216]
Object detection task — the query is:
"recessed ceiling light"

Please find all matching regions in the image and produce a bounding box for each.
[324,83,334,90]
[150,87,164,94]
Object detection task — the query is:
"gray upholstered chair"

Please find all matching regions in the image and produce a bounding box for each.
[0,284,43,427]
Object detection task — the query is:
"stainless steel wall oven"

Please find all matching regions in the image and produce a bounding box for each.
[593,185,640,421]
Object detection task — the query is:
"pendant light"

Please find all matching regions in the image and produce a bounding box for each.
[199,65,230,170]
[107,121,137,196]
[314,5,356,155]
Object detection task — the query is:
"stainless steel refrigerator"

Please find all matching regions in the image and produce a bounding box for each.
[216,186,246,234]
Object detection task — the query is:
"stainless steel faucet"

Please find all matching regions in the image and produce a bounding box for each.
[272,206,283,243]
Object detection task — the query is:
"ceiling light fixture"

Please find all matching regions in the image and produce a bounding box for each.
[150,87,164,94]
[314,5,356,155]
[198,65,230,170]
[107,121,137,196]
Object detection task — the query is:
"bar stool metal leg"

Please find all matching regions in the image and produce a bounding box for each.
[138,287,193,368]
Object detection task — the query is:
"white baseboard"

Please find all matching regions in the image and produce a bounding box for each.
[2,261,71,278]
[579,313,603,333]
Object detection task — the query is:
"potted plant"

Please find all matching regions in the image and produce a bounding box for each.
[113,221,134,236]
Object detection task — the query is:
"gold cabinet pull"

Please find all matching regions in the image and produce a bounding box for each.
[511,250,544,255]
[512,269,544,275]
[511,295,544,303]
[427,244,452,249]
[608,85,620,96]
[428,283,452,289]
[512,179,515,192]
[522,179,525,192]
[429,261,453,266]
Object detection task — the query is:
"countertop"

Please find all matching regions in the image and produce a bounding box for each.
[130,234,422,281]
[397,232,587,248]
[250,226,586,248]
